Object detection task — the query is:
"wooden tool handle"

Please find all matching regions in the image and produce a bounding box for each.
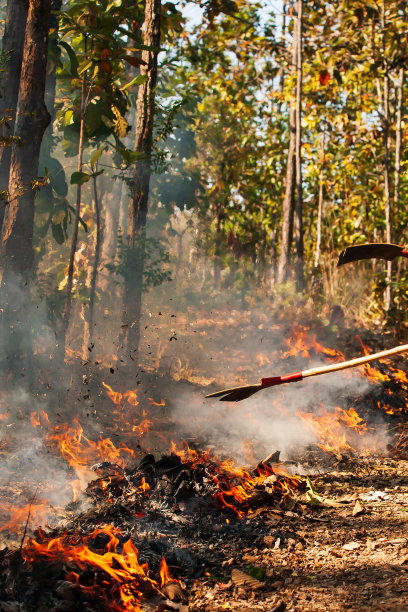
[302,344,408,379]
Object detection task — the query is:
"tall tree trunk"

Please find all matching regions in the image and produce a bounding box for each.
[0,0,51,277]
[314,132,325,268]
[394,66,404,239]
[82,173,102,360]
[294,0,303,291]
[0,0,29,230]
[121,0,161,356]
[60,55,88,356]
[277,16,297,284]
[381,0,392,310]
[0,0,51,378]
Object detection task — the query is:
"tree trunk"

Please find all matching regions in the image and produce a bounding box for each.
[294,0,303,291]
[82,173,102,360]
[314,133,325,268]
[381,0,392,310]
[0,0,51,379]
[60,56,88,356]
[394,67,404,239]
[121,0,161,356]
[0,0,51,277]
[0,0,29,229]
[277,12,297,284]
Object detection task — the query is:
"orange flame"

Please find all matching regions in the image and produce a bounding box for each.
[22,524,160,611]
[281,325,345,362]
[159,556,183,587]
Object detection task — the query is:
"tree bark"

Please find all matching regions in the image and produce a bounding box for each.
[0,0,51,277]
[0,0,29,230]
[277,16,297,284]
[82,172,102,359]
[0,0,51,379]
[121,0,161,356]
[394,67,404,236]
[381,0,392,310]
[294,0,303,291]
[314,133,325,269]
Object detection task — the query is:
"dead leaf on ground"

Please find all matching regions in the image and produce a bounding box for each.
[352,499,365,516]
[161,582,188,603]
[231,568,265,590]
[342,541,362,551]
[270,601,286,612]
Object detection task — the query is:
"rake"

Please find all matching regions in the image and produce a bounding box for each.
[205,344,408,402]
[337,243,408,266]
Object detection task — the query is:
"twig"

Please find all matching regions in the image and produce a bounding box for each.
[19,486,39,554]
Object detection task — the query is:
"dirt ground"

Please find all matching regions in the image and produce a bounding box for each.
[187,457,408,612]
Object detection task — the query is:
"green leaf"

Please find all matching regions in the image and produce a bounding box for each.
[90,169,104,178]
[64,109,73,126]
[89,147,104,169]
[70,171,91,185]
[78,59,93,75]
[246,565,265,581]
[35,184,54,213]
[120,74,148,91]
[59,41,79,77]
[51,223,65,244]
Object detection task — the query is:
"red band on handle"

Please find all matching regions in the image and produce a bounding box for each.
[401,250,408,258]
[261,371,303,388]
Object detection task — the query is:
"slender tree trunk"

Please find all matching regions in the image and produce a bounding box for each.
[314,133,325,268]
[294,0,303,291]
[394,67,404,239]
[277,17,297,284]
[60,60,87,355]
[213,210,222,287]
[82,173,102,359]
[0,0,29,231]
[0,0,51,277]
[277,0,287,117]
[381,0,392,310]
[121,0,161,356]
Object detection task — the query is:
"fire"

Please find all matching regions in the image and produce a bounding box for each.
[170,440,302,516]
[255,353,271,367]
[30,412,135,502]
[0,500,49,534]
[364,365,391,383]
[281,325,345,362]
[22,524,169,611]
[102,382,139,406]
[297,405,369,458]
[30,410,50,428]
[159,556,183,587]
[147,397,166,407]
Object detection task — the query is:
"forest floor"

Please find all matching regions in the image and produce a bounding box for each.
[186,456,408,612]
[1,300,408,611]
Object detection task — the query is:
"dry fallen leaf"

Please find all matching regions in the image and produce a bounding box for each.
[343,541,362,551]
[231,569,264,590]
[352,499,365,516]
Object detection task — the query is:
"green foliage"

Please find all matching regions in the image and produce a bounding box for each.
[106,236,172,289]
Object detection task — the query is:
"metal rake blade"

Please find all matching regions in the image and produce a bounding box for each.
[205,384,262,402]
